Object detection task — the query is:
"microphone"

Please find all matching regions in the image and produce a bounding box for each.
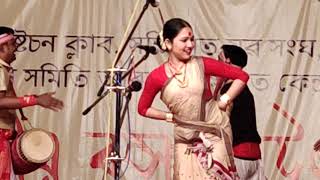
[148,0,160,7]
[137,45,158,55]
[126,81,142,93]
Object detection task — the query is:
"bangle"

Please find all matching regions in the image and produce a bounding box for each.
[220,94,231,105]
[165,113,173,122]
[18,95,38,107]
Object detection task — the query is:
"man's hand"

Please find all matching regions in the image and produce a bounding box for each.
[36,92,64,112]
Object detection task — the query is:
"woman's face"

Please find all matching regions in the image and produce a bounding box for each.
[168,27,195,62]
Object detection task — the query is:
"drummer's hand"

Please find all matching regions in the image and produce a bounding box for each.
[36,92,64,111]
[314,139,320,151]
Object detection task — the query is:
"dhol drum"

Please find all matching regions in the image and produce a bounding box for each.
[11,128,55,175]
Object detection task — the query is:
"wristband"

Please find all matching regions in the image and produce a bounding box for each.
[165,113,173,122]
[18,95,38,107]
[219,94,231,105]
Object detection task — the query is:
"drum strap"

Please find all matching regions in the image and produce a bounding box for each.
[15,109,30,134]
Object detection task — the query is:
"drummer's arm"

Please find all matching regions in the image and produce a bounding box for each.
[0,91,23,109]
[0,91,63,111]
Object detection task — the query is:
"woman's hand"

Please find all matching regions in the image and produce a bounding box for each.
[218,100,228,111]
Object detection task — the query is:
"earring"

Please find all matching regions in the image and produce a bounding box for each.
[165,39,172,51]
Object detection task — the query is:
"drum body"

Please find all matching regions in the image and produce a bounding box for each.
[11,128,55,175]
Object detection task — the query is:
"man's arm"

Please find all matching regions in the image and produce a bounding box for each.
[0,91,64,111]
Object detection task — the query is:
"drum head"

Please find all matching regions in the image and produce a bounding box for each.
[20,129,55,163]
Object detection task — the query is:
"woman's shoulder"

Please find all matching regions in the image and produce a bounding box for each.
[146,63,166,81]
[199,56,219,62]
[190,56,219,64]
[144,63,167,89]
[190,56,218,66]
[149,63,165,75]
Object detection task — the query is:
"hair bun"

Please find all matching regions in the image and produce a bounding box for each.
[158,30,167,51]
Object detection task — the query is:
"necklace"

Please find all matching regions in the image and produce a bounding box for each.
[168,61,183,75]
[168,61,188,88]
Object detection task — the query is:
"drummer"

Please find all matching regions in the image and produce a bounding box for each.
[0,26,63,179]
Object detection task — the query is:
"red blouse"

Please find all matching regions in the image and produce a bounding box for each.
[138,56,249,116]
